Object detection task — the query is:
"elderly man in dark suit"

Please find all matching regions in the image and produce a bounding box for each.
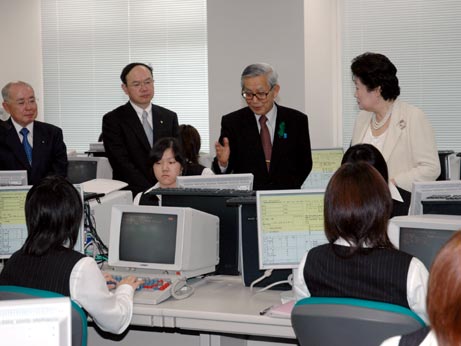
[102,63,179,195]
[213,63,312,190]
[0,81,67,185]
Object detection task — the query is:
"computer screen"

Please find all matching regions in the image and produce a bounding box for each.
[257,189,328,269]
[0,185,86,259]
[67,156,112,184]
[301,148,343,189]
[388,214,461,269]
[0,297,71,346]
[0,170,28,186]
[176,173,254,191]
[408,180,461,215]
[108,205,219,278]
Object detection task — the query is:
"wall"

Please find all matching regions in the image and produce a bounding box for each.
[0,0,338,149]
[0,0,44,121]
[207,0,307,152]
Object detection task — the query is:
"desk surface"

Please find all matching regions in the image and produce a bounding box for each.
[131,275,295,339]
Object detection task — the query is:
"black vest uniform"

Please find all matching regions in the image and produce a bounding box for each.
[304,244,413,307]
[0,247,85,296]
[399,326,431,346]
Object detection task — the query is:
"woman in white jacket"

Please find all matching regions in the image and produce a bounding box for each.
[350,52,440,192]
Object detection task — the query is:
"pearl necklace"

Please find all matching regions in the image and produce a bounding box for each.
[371,104,393,130]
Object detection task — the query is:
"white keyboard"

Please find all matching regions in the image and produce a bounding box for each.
[109,272,185,305]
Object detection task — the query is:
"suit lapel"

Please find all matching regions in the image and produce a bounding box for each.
[124,102,151,151]
[271,104,285,172]
[382,100,403,161]
[5,119,30,169]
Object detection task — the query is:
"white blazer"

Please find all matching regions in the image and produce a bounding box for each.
[351,99,440,192]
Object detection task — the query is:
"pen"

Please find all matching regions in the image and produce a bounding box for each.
[259,305,273,316]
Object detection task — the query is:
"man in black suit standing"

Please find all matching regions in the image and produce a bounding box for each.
[102,63,179,195]
[0,81,67,185]
[213,63,312,190]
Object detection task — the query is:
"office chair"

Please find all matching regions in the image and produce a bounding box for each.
[291,297,426,346]
[0,285,87,346]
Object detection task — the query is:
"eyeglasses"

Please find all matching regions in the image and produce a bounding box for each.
[241,87,273,101]
[128,79,154,89]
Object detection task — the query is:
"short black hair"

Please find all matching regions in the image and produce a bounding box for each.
[342,144,389,182]
[324,162,393,254]
[23,176,83,256]
[178,124,201,164]
[120,63,153,84]
[149,137,186,168]
[351,52,400,101]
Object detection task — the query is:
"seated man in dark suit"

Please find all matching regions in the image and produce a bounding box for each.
[102,63,179,195]
[213,63,312,190]
[0,81,67,185]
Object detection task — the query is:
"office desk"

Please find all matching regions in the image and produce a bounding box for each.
[89,276,297,346]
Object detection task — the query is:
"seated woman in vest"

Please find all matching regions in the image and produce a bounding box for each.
[381,231,461,346]
[293,161,429,323]
[342,143,411,216]
[178,124,214,175]
[0,176,143,334]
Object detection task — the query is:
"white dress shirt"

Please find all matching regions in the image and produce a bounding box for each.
[11,117,34,148]
[130,101,153,129]
[69,257,135,334]
[293,238,429,323]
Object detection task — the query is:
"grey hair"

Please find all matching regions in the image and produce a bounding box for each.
[2,81,33,102]
[240,63,279,89]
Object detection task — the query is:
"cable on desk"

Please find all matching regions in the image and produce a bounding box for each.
[171,277,195,300]
[83,201,108,263]
[255,273,293,294]
[250,269,273,291]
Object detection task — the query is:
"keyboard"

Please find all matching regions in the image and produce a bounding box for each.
[425,194,461,200]
[109,273,185,305]
[153,188,255,197]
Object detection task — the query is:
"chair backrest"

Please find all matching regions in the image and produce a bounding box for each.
[291,297,426,346]
[0,286,87,346]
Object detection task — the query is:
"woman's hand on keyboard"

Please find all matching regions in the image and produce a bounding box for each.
[119,275,144,290]
[102,272,117,290]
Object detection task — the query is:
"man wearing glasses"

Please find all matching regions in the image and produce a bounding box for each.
[102,63,179,195]
[0,81,68,185]
[213,63,312,190]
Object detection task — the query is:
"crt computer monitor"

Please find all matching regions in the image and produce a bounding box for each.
[257,189,328,270]
[301,148,344,190]
[0,170,28,186]
[158,189,254,275]
[67,156,112,184]
[0,185,86,259]
[408,180,461,215]
[388,214,461,269]
[108,205,219,278]
[0,297,72,346]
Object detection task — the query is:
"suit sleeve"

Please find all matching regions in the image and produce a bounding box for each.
[49,127,68,178]
[296,114,313,185]
[102,113,151,189]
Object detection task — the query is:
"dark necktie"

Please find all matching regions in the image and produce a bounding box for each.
[259,115,272,171]
[142,110,154,147]
[20,128,33,165]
